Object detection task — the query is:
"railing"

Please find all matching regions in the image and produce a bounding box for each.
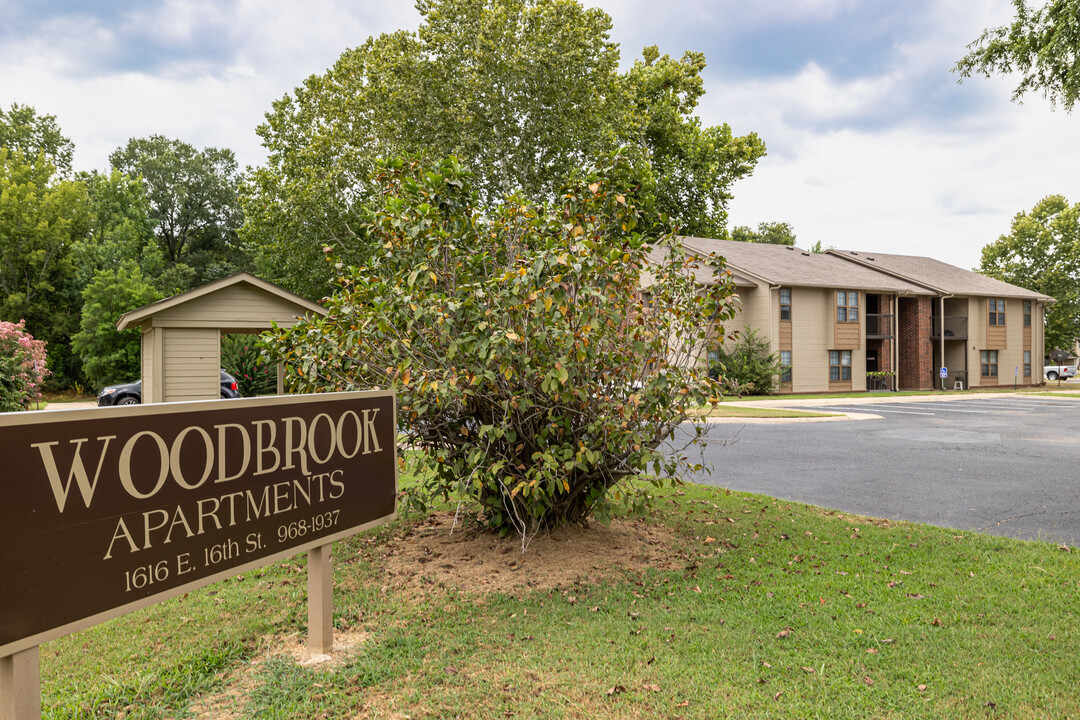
[866,375,893,391]
[931,315,968,339]
[865,313,894,338]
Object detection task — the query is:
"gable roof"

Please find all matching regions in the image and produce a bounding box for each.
[680,237,935,295]
[645,246,759,287]
[117,272,327,331]
[828,250,1054,302]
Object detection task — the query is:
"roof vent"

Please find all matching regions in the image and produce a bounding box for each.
[867,256,875,261]
[851,251,858,255]
[801,251,810,256]
[786,245,795,250]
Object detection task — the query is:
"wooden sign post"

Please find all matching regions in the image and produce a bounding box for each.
[0,649,39,720]
[0,391,396,718]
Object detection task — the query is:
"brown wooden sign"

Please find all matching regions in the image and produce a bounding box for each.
[0,391,396,657]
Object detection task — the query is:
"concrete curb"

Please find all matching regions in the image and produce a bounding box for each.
[701,411,882,424]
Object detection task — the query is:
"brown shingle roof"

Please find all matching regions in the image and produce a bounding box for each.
[828,250,1054,302]
[679,237,935,294]
[645,246,758,287]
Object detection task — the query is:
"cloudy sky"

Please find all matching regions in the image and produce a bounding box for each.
[1,0,1075,269]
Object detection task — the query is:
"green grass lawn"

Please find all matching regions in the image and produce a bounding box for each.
[39,482,1079,719]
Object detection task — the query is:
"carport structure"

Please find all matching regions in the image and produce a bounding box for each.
[116,272,326,403]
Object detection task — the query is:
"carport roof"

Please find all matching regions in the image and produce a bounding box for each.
[116,272,327,331]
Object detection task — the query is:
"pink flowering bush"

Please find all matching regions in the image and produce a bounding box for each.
[0,320,50,411]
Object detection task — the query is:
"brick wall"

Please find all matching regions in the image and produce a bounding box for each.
[898,296,933,389]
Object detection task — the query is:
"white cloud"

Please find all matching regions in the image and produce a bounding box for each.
[701,0,1080,269]
[726,90,1080,270]
[0,1,421,171]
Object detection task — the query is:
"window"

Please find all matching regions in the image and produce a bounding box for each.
[1024,350,1031,377]
[1024,301,1031,327]
[707,349,720,365]
[836,290,859,322]
[988,298,1006,326]
[780,288,791,321]
[829,350,851,381]
[981,350,998,377]
[780,350,792,383]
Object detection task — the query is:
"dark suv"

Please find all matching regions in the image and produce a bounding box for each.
[98,370,241,406]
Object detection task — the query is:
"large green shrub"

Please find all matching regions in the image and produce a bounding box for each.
[264,155,735,537]
[709,326,782,396]
[221,334,277,397]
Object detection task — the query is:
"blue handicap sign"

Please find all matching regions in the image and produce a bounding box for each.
[939,367,947,378]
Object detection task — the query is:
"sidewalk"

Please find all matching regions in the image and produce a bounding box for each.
[40,400,98,411]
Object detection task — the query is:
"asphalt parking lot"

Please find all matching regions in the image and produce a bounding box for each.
[685,394,1080,545]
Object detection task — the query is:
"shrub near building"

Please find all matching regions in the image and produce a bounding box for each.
[709,326,782,396]
[264,156,735,536]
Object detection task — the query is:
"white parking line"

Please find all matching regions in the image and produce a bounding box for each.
[798,405,935,415]
[940,403,1048,411]
[885,403,999,414]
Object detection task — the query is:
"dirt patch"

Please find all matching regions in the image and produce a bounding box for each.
[378,511,680,598]
[188,628,371,719]
[187,513,681,718]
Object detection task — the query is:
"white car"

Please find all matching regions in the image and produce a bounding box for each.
[1044,364,1078,381]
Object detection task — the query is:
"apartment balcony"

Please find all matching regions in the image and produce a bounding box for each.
[931,315,968,340]
[865,313,894,339]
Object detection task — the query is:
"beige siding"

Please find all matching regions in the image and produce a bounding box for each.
[739,285,772,339]
[148,285,312,331]
[162,328,221,401]
[715,285,771,355]
[998,299,1024,384]
[141,330,154,401]
[967,298,986,388]
[725,289,747,333]
[790,287,831,392]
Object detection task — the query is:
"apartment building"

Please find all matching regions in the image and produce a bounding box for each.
[677,237,1053,392]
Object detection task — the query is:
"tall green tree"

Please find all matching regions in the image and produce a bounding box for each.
[72,170,164,289]
[955,0,1080,112]
[978,195,1080,352]
[731,221,797,245]
[110,136,246,291]
[72,262,162,390]
[622,47,766,240]
[0,103,74,175]
[243,0,765,299]
[0,148,91,384]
